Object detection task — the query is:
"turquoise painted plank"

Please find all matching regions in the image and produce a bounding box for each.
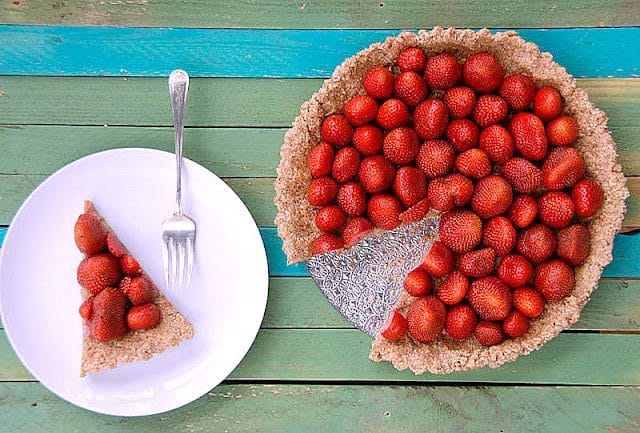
[0,26,638,78]
[0,227,638,277]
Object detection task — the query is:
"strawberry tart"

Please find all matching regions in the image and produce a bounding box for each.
[275,28,628,374]
[75,201,194,376]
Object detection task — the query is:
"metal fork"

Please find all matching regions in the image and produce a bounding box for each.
[162,69,196,291]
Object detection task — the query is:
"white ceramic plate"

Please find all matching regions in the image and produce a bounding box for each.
[0,148,269,416]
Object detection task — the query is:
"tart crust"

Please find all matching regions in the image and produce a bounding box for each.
[274,28,628,374]
[80,201,195,377]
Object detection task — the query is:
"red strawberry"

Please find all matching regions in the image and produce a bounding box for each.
[445,304,478,340]
[572,178,604,218]
[315,205,346,233]
[546,115,579,146]
[90,287,127,342]
[404,268,433,297]
[367,194,403,230]
[311,234,344,255]
[533,86,563,122]
[497,254,533,288]
[556,223,591,266]
[383,127,420,164]
[437,270,469,305]
[508,194,538,228]
[308,142,335,177]
[500,157,542,193]
[363,66,393,99]
[445,173,474,207]
[352,124,384,155]
[120,275,155,305]
[534,259,575,301]
[416,139,455,178]
[458,248,496,278]
[398,47,427,72]
[337,182,367,217]
[413,99,449,140]
[474,321,504,346]
[471,175,513,219]
[393,71,428,106]
[406,296,446,342]
[498,74,535,110]
[439,209,483,254]
[468,276,512,321]
[509,112,548,161]
[482,216,516,256]
[127,303,162,331]
[502,310,530,338]
[421,241,455,277]
[381,310,408,341]
[455,148,492,180]
[517,224,557,264]
[393,166,427,207]
[538,191,575,229]
[344,95,378,127]
[513,286,545,318]
[376,99,410,130]
[358,155,395,194]
[399,198,431,223]
[307,176,339,207]
[541,146,586,190]
[106,233,128,257]
[443,86,476,118]
[472,94,508,128]
[427,178,453,212]
[462,52,504,93]
[120,254,141,276]
[446,118,480,152]
[77,253,122,295]
[424,53,462,90]
[342,217,374,247]
[331,146,361,183]
[79,297,93,321]
[74,213,107,255]
[478,124,514,164]
[321,114,353,147]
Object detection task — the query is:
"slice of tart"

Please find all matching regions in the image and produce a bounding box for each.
[75,200,194,376]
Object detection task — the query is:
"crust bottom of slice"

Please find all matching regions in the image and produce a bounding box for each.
[80,201,195,377]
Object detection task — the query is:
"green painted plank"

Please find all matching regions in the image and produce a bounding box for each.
[2,0,639,28]
[1,330,639,384]
[1,383,638,433]
[0,77,637,127]
[0,27,638,78]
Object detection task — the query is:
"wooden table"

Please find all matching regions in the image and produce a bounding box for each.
[1,2,639,431]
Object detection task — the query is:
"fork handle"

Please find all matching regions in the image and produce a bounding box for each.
[169,69,189,214]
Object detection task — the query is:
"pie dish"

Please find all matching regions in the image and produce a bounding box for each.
[274,27,628,374]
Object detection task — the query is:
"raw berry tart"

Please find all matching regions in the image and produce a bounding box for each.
[274,28,628,374]
[75,201,194,376]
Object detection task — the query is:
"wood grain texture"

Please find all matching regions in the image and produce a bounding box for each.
[0,383,638,433]
[2,0,640,28]
[0,26,638,77]
[1,330,639,384]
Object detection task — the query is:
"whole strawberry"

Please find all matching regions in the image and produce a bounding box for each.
[311,234,344,255]
[445,304,478,340]
[541,146,586,190]
[399,198,431,223]
[497,254,533,288]
[376,99,410,130]
[455,148,492,180]
[517,224,557,264]
[342,217,374,247]
[474,321,504,346]
[508,194,538,228]
[538,191,575,229]
[337,182,367,217]
[307,176,339,207]
[458,248,496,278]
[424,53,462,90]
[383,127,420,164]
[393,166,427,208]
[445,173,474,207]
[498,74,535,110]
[482,216,516,256]
[471,175,513,219]
[462,52,504,93]
[513,286,545,318]
[413,99,449,140]
[381,310,408,341]
[331,146,361,183]
[404,268,433,297]
[427,177,454,212]
[443,86,476,118]
[364,66,394,99]
[74,213,107,255]
[77,253,122,295]
[106,233,128,257]
[398,47,426,73]
[546,115,579,146]
[393,71,428,106]
[352,124,384,155]
[421,241,454,277]
[120,275,156,305]
[90,287,127,342]
[127,303,162,331]
[446,118,479,152]
[534,259,575,301]
[120,254,141,276]
[509,112,548,161]
[556,223,591,266]
[406,296,446,342]
[468,276,512,321]
[502,310,530,338]
[572,178,604,218]
[472,94,508,128]
[315,205,346,233]
[367,194,403,230]
[358,155,395,194]
[321,114,353,147]
[478,124,514,164]
[344,94,378,126]
[416,139,455,178]
[533,86,563,122]
[437,270,469,305]
[500,157,542,193]
[439,209,483,254]
[308,142,335,177]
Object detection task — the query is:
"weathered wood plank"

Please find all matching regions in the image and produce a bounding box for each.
[1,383,638,432]
[0,26,638,77]
[1,330,638,384]
[0,77,638,127]
[2,0,639,28]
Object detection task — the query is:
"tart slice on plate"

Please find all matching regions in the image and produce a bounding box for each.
[275,28,628,374]
[75,200,194,376]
